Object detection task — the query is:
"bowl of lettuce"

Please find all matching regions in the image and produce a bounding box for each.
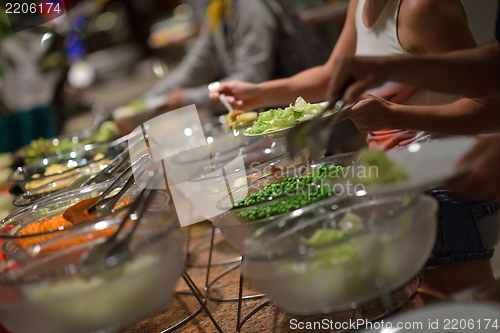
[240,192,438,314]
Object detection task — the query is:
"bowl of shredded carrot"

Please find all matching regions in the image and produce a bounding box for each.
[0,210,183,333]
[0,182,171,263]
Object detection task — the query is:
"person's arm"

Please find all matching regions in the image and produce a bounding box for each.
[331,42,500,105]
[338,0,500,134]
[341,94,500,134]
[145,28,221,99]
[211,0,359,110]
[447,134,500,201]
[328,0,500,103]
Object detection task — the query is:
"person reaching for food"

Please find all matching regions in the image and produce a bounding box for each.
[322,1,500,210]
[210,0,500,296]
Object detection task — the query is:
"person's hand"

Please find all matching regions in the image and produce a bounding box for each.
[447,135,500,201]
[209,80,264,111]
[329,55,392,105]
[336,94,396,132]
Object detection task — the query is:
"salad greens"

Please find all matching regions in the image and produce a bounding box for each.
[24,121,119,163]
[301,229,345,248]
[354,148,408,185]
[301,214,367,269]
[244,97,328,135]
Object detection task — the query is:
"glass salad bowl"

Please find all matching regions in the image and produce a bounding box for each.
[14,121,121,166]
[212,152,360,251]
[8,142,124,192]
[0,211,184,333]
[11,166,116,208]
[0,182,170,264]
[164,137,291,223]
[240,192,438,314]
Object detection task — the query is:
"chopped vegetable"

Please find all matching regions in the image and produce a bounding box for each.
[234,164,345,208]
[301,229,345,248]
[244,97,329,135]
[338,212,365,235]
[15,198,131,251]
[354,148,408,185]
[236,185,335,221]
[17,215,74,249]
[25,159,111,192]
[24,121,119,163]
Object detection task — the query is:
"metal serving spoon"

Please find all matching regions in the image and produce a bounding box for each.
[62,154,151,224]
[78,169,162,275]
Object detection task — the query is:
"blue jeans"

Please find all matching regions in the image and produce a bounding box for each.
[426,190,500,268]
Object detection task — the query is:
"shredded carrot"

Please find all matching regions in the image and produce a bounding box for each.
[113,197,131,211]
[15,197,132,251]
[17,215,73,249]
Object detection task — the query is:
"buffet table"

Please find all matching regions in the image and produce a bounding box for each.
[3,103,500,333]
[119,224,429,333]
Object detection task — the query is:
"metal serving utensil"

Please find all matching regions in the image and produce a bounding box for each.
[208,81,235,114]
[62,154,151,224]
[78,169,162,275]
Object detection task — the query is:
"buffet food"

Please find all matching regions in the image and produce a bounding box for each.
[244,97,328,135]
[15,197,130,251]
[22,121,119,163]
[228,149,408,222]
[224,110,258,130]
[241,193,438,314]
[0,219,184,333]
[24,158,111,191]
[213,153,360,252]
[10,142,124,193]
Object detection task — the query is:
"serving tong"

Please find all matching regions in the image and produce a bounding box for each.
[73,145,132,189]
[62,154,151,224]
[286,79,354,161]
[78,168,163,276]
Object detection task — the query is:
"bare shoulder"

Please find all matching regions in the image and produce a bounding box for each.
[399,0,475,54]
[400,0,467,23]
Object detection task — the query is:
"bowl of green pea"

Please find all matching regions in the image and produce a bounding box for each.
[212,152,359,252]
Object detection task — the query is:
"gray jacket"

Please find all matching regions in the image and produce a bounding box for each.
[146,0,278,111]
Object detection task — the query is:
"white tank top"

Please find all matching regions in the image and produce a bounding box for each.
[355,0,407,56]
[354,0,459,150]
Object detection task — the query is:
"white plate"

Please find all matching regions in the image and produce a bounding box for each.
[359,301,500,332]
[361,136,477,195]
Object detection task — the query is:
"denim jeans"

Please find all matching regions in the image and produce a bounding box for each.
[425,190,500,268]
